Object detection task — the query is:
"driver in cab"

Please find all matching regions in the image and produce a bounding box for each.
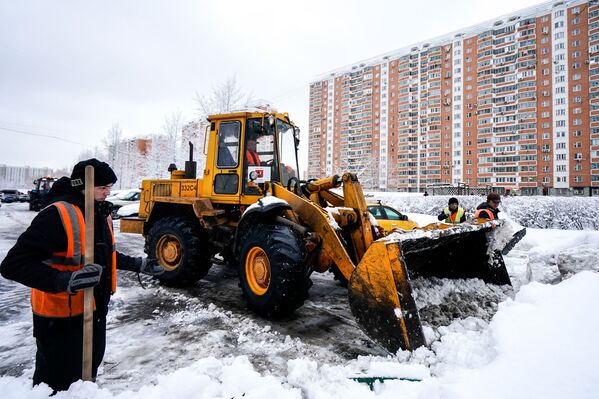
[246,135,261,166]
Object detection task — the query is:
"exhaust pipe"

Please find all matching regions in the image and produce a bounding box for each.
[185,141,197,179]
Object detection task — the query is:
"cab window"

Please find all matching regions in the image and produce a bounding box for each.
[217,121,240,168]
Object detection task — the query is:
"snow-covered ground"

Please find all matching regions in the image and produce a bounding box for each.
[1,199,598,398]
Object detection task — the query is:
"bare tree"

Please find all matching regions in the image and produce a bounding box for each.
[194,75,253,117]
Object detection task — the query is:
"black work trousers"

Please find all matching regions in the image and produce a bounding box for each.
[32,314,106,392]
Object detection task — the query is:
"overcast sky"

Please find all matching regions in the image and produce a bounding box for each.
[1,0,544,171]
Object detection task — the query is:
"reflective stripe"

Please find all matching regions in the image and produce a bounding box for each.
[107,219,117,294]
[49,202,85,265]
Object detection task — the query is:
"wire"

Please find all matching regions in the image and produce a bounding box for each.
[0,126,88,146]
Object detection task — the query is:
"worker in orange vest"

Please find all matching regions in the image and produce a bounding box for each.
[475,192,501,220]
[437,197,466,224]
[0,159,164,392]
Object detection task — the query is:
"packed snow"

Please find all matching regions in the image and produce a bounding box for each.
[1,198,598,398]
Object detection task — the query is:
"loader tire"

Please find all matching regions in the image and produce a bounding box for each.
[238,222,311,317]
[146,216,212,287]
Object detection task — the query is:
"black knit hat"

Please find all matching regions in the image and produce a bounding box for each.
[70,158,117,188]
[448,197,459,205]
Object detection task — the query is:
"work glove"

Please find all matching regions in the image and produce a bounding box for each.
[139,258,165,276]
[66,264,103,294]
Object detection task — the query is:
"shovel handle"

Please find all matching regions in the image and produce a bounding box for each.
[82,165,94,381]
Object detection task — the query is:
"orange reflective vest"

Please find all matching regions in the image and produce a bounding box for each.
[245,149,261,166]
[443,206,465,224]
[474,208,496,220]
[30,201,117,318]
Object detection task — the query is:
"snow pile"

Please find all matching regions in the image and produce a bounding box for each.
[2,272,598,399]
[367,192,599,231]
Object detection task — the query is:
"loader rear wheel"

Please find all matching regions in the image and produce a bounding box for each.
[146,216,212,287]
[238,222,311,317]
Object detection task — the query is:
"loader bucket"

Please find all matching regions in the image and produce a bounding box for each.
[394,222,512,286]
[348,221,521,353]
[348,240,426,353]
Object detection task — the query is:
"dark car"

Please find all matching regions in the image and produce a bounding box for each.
[1,189,20,203]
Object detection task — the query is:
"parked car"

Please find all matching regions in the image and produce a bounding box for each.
[116,202,140,218]
[367,202,418,233]
[108,189,141,219]
[0,189,20,203]
[17,189,30,202]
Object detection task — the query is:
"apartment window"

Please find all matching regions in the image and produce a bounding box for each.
[572,28,580,36]
[541,47,549,55]
[571,6,580,14]
[542,79,549,86]
[541,37,549,44]
[573,73,581,80]
[542,100,549,107]
[574,141,582,148]
[573,130,582,137]
[573,119,583,126]
[554,43,565,51]
[573,96,582,103]
[554,32,564,40]
[572,17,580,25]
[542,68,549,76]
[572,51,581,59]
[555,75,565,83]
[555,21,564,29]
[554,10,564,17]
[542,111,550,118]
[574,164,582,171]
[572,62,581,69]
[573,108,581,115]
[542,58,550,65]
[572,40,580,47]
[573,84,582,92]
[542,132,550,139]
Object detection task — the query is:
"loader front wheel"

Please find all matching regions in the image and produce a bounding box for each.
[238,222,311,317]
[146,217,212,287]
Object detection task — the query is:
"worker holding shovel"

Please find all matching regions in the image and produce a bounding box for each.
[0,158,164,392]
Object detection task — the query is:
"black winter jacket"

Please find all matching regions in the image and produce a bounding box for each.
[0,177,140,335]
[476,202,500,219]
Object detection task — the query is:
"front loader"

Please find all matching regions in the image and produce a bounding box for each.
[121,108,523,353]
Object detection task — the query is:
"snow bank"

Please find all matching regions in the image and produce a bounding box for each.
[441,271,599,399]
[2,271,597,399]
[367,192,599,231]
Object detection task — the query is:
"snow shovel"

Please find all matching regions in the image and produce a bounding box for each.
[82,165,94,381]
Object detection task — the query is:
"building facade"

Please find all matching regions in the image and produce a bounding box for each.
[308,0,599,195]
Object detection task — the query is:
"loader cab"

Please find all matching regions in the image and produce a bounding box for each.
[207,111,300,203]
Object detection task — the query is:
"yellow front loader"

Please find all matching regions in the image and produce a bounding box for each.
[121,108,523,353]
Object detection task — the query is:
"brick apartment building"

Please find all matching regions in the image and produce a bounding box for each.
[308,0,599,195]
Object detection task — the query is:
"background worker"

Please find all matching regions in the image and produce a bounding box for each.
[438,197,466,224]
[475,192,502,220]
[0,158,164,392]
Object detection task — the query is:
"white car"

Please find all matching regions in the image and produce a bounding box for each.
[116,203,140,218]
[108,189,141,218]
